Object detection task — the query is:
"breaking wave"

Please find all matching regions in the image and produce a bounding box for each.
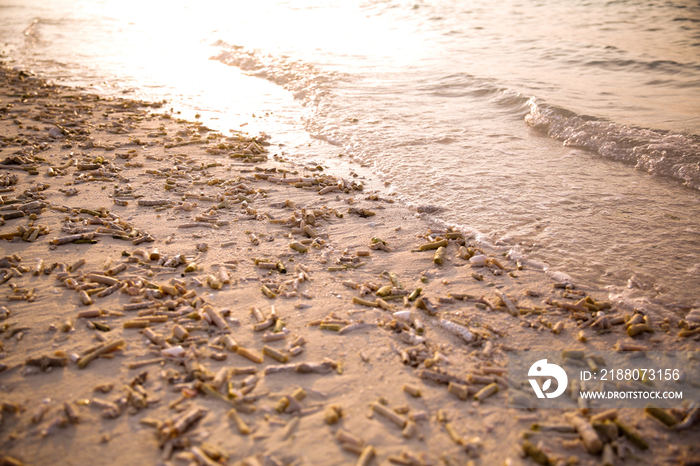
[526,99,700,190]
[212,42,700,193]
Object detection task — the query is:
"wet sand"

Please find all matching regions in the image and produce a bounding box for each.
[0,65,698,466]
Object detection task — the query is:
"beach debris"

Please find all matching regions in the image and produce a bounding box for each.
[281,416,300,440]
[357,445,376,466]
[25,353,69,371]
[408,288,421,301]
[644,403,677,427]
[473,383,499,402]
[369,237,391,252]
[77,339,125,369]
[417,238,447,251]
[203,305,229,331]
[415,297,437,316]
[522,440,552,465]
[402,384,421,397]
[565,413,602,454]
[469,255,487,267]
[236,347,263,364]
[338,322,375,335]
[433,246,446,265]
[324,405,343,424]
[227,408,251,435]
[613,419,648,450]
[416,368,468,386]
[613,341,648,351]
[0,455,24,466]
[675,406,700,430]
[353,297,379,308]
[601,443,615,466]
[262,345,289,363]
[336,428,364,450]
[159,405,208,442]
[494,291,519,317]
[437,319,474,343]
[371,402,407,428]
[447,382,470,401]
[289,241,307,253]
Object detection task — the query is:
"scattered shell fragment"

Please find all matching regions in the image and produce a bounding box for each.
[324,405,343,425]
[227,408,251,435]
[644,403,677,427]
[357,445,376,466]
[473,383,499,402]
[237,347,263,364]
[437,319,474,343]
[433,246,446,265]
[447,382,469,401]
[289,242,308,253]
[371,402,406,428]
[566,413,602,454]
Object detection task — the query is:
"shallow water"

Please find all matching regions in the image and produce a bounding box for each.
[1,0,699,309]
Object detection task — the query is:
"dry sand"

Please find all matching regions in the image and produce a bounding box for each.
[0,65,698,466]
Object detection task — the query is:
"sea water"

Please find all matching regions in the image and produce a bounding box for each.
[1,0,699,313]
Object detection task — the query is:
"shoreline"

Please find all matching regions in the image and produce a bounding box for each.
[0,64,698,465]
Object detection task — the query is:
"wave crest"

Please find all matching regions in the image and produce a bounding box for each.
[526,99,700,190]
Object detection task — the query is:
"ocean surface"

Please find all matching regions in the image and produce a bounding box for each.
[1,0,699,313]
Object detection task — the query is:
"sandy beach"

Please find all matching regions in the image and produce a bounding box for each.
[0,65,698,466]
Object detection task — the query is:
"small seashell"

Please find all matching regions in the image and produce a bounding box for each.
[469,255,487,267]
[393,310,412,322]
[161,346,185,358]
[438,319,474,343]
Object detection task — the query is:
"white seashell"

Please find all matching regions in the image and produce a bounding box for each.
[393,311,412,322]
[398,331,425,345]
[437,319,474,343]
[469,255,487,267]
[161,346,185,358]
